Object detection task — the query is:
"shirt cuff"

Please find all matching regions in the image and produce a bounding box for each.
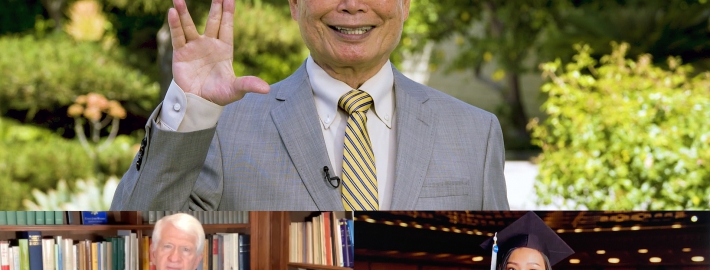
[157,80,224,132]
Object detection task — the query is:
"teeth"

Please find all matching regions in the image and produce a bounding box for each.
[335,26,373,35]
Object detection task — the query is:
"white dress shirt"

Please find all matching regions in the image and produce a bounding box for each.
[157,56,397,209]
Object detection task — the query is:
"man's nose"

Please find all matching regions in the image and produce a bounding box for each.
[168,248,181,262]
[338,0,368,14]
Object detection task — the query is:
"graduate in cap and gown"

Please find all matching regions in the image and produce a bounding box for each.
[480,212,575,270]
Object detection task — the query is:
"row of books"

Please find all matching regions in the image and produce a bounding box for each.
[0,231,252,270]
[289,212,354,267]
[198,233,250,270]
[0,231,140,270]
[0,212,65,226]
[142,211,249,225]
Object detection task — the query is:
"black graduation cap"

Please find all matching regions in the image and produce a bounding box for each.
[480,212,575,268]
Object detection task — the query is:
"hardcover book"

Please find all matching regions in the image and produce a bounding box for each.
[81,212,108,225]
[17,232,42,270]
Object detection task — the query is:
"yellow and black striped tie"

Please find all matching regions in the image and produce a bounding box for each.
[339,90,378,210]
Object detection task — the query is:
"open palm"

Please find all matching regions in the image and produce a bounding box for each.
[168,0,269,106]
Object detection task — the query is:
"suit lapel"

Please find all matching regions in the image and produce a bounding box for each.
[390,68,437,209]
[270,64,345,210]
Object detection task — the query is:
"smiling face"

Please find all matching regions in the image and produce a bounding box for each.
[150,224,203,270]
[289,0,410,83]
[504,248,547,270]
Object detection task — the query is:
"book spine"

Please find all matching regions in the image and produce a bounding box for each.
[54,212,63,225]
[339,219,350,268]
[54,244,59,270]
[7,244,12,270]
[5,213,16,225]
[237,235,249,270]
[0,212,6,225]
[323,212,332,266]
[142,237,149,270]
[15,212,26,226]
[1,241,9,270]
[35,212,44,225]
[208,236,215,270]
[12,247,19,270]
[23,232,43,270]
[44,212,54,225]
[26,212,35,226]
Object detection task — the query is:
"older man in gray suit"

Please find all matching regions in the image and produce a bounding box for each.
[111,0,509,210]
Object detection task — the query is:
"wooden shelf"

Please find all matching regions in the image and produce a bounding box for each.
[287,262,353,270]
[0,223,249,232]
[0,225,155,231]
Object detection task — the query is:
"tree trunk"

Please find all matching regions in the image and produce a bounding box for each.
[157,18,173,102]
[504,73,531,146]
[40,0,65,32]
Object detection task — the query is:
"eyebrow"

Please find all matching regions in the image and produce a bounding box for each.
[507,262,542,266]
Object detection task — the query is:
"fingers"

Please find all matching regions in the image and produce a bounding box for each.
[219,0,235,45]
[167,8,186,49]
[233,76,271,95]
[172,0,200,41]
[204,0,223,38]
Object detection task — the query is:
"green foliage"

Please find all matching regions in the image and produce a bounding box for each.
[23,176,119,210]
[226,0,309,84]
[0,33,159,119]
[540,0,710,70]
[531,43,710,210]
[0,0,45,35]
[0,117,138,210]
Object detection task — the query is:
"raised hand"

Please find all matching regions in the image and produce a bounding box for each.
[168,0,270,106]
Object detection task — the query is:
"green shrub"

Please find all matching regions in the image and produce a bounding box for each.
[530,42,710,210]
[0,117,138,210]
[0,33,159,119]
[23,176,119,211]
[227,0,309,84]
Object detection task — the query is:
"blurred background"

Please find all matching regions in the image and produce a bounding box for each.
[0,0,708,210]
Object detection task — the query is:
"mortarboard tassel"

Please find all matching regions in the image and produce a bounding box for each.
[490,232,498,270]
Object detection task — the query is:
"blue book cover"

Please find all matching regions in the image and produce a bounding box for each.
[238,234,250,270]
[81,212,108,225]
[17,231,43,270]
[346,219,354,246]
[339,219,350,268]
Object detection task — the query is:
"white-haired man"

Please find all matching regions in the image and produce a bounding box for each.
[151,213,205,270]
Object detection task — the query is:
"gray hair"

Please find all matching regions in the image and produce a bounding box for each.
[151,213,205,254]
[499,247,552,270]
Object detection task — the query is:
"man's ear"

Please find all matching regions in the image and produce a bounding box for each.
[289,0,300,21]
[150,248,156,266]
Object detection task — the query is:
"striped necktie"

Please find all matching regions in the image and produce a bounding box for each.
[338,90,378,210]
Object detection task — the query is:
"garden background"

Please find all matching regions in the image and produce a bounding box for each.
[1,0,708,210]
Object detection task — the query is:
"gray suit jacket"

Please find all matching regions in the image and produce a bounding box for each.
[110,63,509,210]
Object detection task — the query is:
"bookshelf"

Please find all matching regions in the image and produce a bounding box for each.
[0,211,351,270]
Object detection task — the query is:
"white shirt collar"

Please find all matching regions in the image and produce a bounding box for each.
[306,55,394,129]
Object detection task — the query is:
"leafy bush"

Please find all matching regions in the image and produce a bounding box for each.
[227,0,309,84]
[530,43,710,210]
[23,176,119,211]
[0,33,159,119]
[0,118,138,210]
